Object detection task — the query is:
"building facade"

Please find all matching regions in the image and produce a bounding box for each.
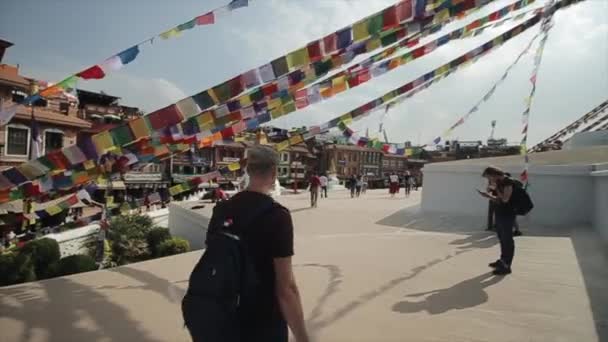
[0,40,91,170]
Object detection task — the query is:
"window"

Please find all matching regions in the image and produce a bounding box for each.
[44,130,64,153]
[59,102,70,114]
[6,125,30,156]
[281,152,289,162]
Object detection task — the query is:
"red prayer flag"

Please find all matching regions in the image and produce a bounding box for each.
[196,12,215,25]
[323,34,337,55]
[406,38,420,48]
[77,65,105,80]
[488,11,499,21]
[262,83,278,97]
[228,75,244,97]
[395,0,413,22]
[221,127,234,139]
[412,47,425,58]
[357,69,371,83]
[383,6,399,29]
[47,151,70,170]
[307,41,323,62]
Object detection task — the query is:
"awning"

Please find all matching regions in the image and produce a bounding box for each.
[94,180,126,190]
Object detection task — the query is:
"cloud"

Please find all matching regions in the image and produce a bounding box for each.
[81,73,187,113]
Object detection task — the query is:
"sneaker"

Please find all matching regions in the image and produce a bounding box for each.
[488,260,501,268]
[513,230,523,237]
[492,265,512,276]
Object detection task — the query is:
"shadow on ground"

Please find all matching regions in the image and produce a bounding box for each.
[392,272,503,315]
[0,277,165,342]
[377,205,608,341]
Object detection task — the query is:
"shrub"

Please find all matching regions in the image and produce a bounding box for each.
[52,255,98,277]
[20,238,60,279]
[158,237,190,257]
[0,253,36,286]
[146,227,171,257]
[107,214,156,265]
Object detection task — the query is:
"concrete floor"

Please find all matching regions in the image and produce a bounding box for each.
[1,189,606,342]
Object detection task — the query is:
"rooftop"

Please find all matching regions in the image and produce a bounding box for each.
[1,191,605,341]
[14,105,91,128]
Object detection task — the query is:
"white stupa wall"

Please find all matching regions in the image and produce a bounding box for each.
[592,169,608,241]
[422,164,596,227]
[167,202,210,251]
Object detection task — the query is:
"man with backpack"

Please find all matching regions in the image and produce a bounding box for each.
[478,166,533,276]
[182,145,309,342]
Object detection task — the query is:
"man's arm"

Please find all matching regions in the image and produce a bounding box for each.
[274,257,309,342]
[496,185,513,203]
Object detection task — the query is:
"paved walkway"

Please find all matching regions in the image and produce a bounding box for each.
[1,189,606,342]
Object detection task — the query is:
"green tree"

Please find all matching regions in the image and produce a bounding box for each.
[19,238,61,279]
[0,253,36,286]
[158,237,190,257]
[52,255,98,277]
[146,227,171,257]
[107,214,156,265]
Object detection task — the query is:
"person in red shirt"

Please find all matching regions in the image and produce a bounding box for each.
[309,173,321,208]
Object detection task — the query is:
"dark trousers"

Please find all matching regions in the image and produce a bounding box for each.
[495,214,516,267]
[487,201,496,230]
[310,188,319,207]
[321,186,328,198]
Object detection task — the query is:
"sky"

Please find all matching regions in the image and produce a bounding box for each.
[1,0,607,146]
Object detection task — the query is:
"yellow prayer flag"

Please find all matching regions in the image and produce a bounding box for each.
[289,135,303,145]
[433,9,450,24]
[198,111,214,125]
[82,159,97,170]
[46,205,63,216]
[268,98,282,110]
[286,47,310,69]
[339,113,353,125]
[388,59,401,70]
[270,106,284,119]
[276,140,290,151]
[332,76,347,94]
[353,20,370,41]
[129,117,150,140]
[405,148,413,157]
[238,94,252,107]
[106,196,115,207]
[437,64,450,75]
[520,144,527,155]
[169,185,182,196]
[159,28,182,40]
[92,131,115,154]
[366,38,381,52]
[382,92,397,103]
[228,162,241,171]
[493,36,504,46]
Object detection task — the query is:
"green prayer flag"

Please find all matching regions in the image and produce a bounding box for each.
[368,14,384,36]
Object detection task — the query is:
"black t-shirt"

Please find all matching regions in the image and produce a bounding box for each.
[208,191,294,331]
[495,177,516,216]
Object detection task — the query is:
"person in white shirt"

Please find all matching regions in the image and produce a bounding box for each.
[389,173,399,197]
[319,174,328,198]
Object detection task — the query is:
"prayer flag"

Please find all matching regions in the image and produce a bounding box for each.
[176,97,201,119]
[322,34,337,55]
[271,57,289,77]
[77,65,105,80]
[276,140,290,151]
[242,69,261,88]
[129,117,151,140]
[160,28,182,39]
[92,131,115,155]
[336,27,352,50]
[396,0,414,22]
[259,63,275,83]
[287,47,310,69]
[307,41,323,61]
[228,0,248,10]
[196,12,215,25]
[192,90,216,110]
[118,46,140,65]
[228,162,241,171]
[177,19,196,31]
[353,20,371,41]
[289,135,303,145]
[111,124,135,146]
[383,6,399,29]
[368,13,384,35]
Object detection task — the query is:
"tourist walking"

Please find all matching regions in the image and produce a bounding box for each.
[355,175,362,197]
[349,174,357,198]
[319,174,328,198]
[479,166,517,275]
[309,173,321,208]
[389,172,399,197]
[182,145,309,342]
[404,171,412,197]
[362,175,368,194]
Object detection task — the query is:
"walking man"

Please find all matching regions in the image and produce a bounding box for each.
[182,145,309,342]
[389,172,399,197]
[404,171,412,197]
[309,172,320,208]
[319,174,328,198]
[349,174,357,198]
[479,166,517,275]
[355,175,362,198]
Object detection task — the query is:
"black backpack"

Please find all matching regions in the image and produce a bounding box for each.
[510,179,534,216]
[181,197,275,342]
